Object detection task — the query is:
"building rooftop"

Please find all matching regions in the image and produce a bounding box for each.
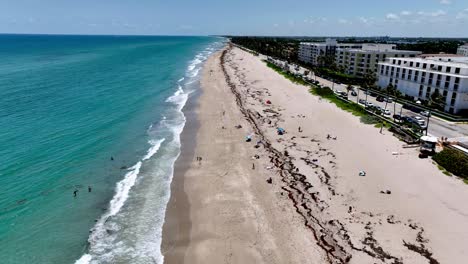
[380,56,468,68]
[419,53,464,58]
[338,48,420,54]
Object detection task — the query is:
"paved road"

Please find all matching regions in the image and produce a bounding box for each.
[268,58,468,141]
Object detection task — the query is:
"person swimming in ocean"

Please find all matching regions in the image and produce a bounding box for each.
[73,190,78,197]
[88,186,92,192]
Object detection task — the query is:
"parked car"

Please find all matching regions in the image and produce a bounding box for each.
[420,110,431,117]
[376,96,385,102]
[393,114,402,120]
[359,99,366,104]
[365,102,374,108]
[384,97,393,103]
[382,109,392,117]
[351,91,358,96]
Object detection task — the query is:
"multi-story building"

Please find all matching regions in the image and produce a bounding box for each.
[336,44,421,77]
[457,44,468,56]
[298,39,361,65]
[378,57,468,114]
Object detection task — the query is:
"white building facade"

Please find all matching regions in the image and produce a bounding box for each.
[336,44,421,77]
[298,39,361,65]
[457,44,468,56]
[378,57,468,114]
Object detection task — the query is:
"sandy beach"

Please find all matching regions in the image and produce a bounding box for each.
[162,45,468,264]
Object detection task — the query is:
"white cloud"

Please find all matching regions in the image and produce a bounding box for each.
[338,18,350,24]
[400,10,412,16]
[417,10,447,17]
[455,8,468,19]
[386,13,400,20]
[358,17,368,23]
[440,0,451,5]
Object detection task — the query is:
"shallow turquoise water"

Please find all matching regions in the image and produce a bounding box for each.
[0,35,223,264]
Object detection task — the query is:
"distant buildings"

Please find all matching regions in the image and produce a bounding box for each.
[298,39,361,65]
[335,44,421,77]
[378,56,468,114]
[457,44,468,56]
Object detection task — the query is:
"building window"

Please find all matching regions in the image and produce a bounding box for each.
[455,68,460,74]
[419,85,424,97]
[398,60,401,65]
[429,73,434,78]
[410,62,414,67]
[446,76,451,82]
[455,77,460,83]
[421,77,425,83]
[436,80,441,87]
[454,84,458,91]
[437,74,442,80]
[423,63,427,69]
[452,92,457,100]
[446,67,451,73]
[402,68,406,74]
[438,65,442,71]
[422,72,426,77]
[445,82,449,88]
[416,62,420,67]
[392,59,396,64]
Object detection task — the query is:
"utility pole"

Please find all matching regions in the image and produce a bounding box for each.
[425,110,431,136]
[357,88,360,104]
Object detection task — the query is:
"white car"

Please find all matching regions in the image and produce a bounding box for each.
[383,109,391,116]
[420,111,431,117]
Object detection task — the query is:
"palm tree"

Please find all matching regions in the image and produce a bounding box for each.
[346,84,353,96]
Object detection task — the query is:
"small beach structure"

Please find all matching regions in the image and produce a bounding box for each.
[419,136,438,156]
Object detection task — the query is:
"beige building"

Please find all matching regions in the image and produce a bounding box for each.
[336,44,421,77]
[298,39,362,66]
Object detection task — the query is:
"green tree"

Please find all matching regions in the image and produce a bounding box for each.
[430,89,445,110]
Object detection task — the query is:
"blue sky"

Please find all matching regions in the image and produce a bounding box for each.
[1,0,467,37]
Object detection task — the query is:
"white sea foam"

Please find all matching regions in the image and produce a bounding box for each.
[143,139,165,161]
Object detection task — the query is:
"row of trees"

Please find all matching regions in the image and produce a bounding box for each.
[230,37,299,63]
[397,40,464,54]
[381,84,446,111]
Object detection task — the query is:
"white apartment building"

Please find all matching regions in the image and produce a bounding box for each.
[336,44,421,77]
[457,44,468,56]
[378,57,468,114]
[298,39,361,65]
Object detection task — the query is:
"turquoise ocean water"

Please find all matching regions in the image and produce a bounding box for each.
[0,35,224,264]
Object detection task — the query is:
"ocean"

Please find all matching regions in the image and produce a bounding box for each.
[0,34,225,264]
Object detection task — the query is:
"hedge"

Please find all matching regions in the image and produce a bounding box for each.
[432,148,468,179]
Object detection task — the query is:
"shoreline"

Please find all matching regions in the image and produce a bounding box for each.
[161,63,203,263]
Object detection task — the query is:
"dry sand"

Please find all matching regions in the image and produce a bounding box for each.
[162,45,468,264]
